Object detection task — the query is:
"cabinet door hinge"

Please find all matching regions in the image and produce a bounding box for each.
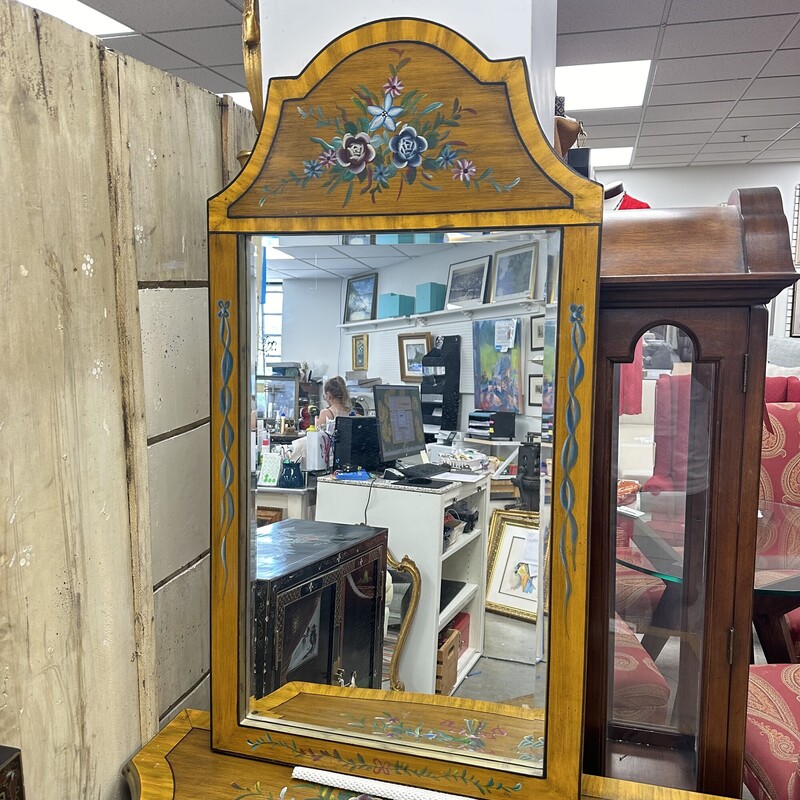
[742,354,749,393]
[728,628,735,665]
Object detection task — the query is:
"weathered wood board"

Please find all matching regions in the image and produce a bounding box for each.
[0,3,140,798]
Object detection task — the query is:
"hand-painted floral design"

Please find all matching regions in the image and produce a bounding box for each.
[260,47,520,207]
[336,132,376,175]
[389,125,428,168]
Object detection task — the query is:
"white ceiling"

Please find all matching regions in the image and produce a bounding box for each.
[88,1,800,168]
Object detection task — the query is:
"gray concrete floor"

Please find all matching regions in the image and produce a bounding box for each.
[452,612,546,707]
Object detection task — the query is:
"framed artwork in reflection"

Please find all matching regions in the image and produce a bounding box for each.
[397,332,431,382]
[491,244,538,302]
[445,256,491,309]
[343,273,378,323]
[486,509,540,622]
[351,334,369,370]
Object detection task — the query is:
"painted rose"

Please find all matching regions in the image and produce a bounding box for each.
[336,132,376,175]
[389,125,429,169]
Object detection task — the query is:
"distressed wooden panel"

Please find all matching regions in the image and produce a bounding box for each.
[154,557,211,716]
[148,424,211,586]
[139,288,210,438]
[159,675,210,729]
[0,3,139,798]
[221,97,259,187]
[113,55,222,283]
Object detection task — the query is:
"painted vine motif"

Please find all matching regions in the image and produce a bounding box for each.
[230,784,380,800]
[260,48,520,207]
[348,713,544,763]
[246,731,524,795]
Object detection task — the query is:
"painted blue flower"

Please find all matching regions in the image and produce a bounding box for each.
[367,92,404,132]
[389,125,429,169]
[373,163,392,187]
[303,159,323,178]
[437,145,458,167]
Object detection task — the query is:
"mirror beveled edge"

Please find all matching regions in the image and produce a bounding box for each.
[208,17,602,800]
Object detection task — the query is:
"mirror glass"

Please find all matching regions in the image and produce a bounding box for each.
[242,229,561,774]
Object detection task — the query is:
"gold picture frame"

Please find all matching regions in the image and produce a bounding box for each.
[351,333,368,370]
[397,332,430,382]
[486,509,541,622]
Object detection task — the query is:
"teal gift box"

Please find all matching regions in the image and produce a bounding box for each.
[378,293,415,318]
[415,282,446,313]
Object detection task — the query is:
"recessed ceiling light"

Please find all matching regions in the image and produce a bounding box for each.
[18,0,132,36]
[221,92,253,111]
[591,147,633,167]
[556,60,650,111]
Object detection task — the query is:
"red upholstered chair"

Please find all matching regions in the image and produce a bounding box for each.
[745,664,800,800]
[759,392,800,658]
[612,614,671,725]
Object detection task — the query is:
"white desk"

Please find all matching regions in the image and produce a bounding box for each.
[255,485,316,521]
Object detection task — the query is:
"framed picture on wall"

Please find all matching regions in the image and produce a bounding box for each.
[530,315,545,350]
[397,332,431,382]
[528,375,543,407]
[445,256,491,309]
[486,509,540,622]
[343,273,378,323]
[351,334,369,370]
[491,244,538,302]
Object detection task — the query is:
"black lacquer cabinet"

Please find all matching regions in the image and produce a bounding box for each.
[250,520,387,698]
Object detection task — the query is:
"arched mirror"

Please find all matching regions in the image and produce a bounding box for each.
[208,19,601,799]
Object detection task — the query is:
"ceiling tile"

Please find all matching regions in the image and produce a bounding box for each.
[638,132,711,146]
[698,142,765,154]
[743,75,800,99]
[731,97,800,116]
[100,34,196,70]
[556,27,659,66]
[580,123,640,139]
[557,0,665,34]
[693,151,765,162]
[641,119,719,135]
[293,258,360,270]
[710,125,786,144]
[752,152,800,161]
[150,25,243,66]
[718,113,800,130]
[645,101,735,121]
[210,63,247,84]
[586,136,638,148]
[784,22,800,48]
[764,135,800,149]
[634,154,694,165]
[668,0,800,23]
[649,79,750,105]
[762,47,800,77]
[660,16,795,59]
[351,256,410,269]
[636,144,702,155]
[87,0,242,32]
[169,66,241,93]
[654,52,769,84]
[572,108,642,126]
[333,245,408,258]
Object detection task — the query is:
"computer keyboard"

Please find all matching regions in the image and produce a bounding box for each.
[400,462,449,479]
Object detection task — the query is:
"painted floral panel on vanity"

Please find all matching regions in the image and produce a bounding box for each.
[228,39,573,219]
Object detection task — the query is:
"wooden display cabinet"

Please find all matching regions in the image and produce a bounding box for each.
[584,189,797,797]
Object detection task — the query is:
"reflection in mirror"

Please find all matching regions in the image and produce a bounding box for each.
[605,325,714,788]
[242,230,559,773]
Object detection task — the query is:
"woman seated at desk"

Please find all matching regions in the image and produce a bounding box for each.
[315,376,355,429]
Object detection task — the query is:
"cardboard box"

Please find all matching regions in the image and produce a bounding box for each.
[377,293,415,319]
[435,627,461,695]
[415,282,446,313]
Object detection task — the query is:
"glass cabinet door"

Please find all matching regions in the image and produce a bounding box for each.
[604,325,715,789]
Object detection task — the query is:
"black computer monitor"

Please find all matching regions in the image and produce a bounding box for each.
[332,416,384,472]
[373,385,425,464]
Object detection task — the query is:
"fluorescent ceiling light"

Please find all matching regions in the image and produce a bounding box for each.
[262,237,293,260]
[556,60,650,111]
[221,92,253,111]
[591,147,633,167]
[18,0,132,36]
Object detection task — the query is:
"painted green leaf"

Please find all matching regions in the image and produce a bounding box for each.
[420,101,444,115]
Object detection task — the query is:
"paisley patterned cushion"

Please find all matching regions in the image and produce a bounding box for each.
[612,614,670,725]
[761,404,800,507]
[746,664,800,800]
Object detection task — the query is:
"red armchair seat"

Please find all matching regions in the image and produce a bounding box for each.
[612,614,671,725]
[746,664,800,800]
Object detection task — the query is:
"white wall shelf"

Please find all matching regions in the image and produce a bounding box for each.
[339,297,545,333]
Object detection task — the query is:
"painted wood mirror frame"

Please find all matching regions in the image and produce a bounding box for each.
[208,19,601,800]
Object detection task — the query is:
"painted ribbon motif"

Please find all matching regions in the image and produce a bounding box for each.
[218,299,234,594]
